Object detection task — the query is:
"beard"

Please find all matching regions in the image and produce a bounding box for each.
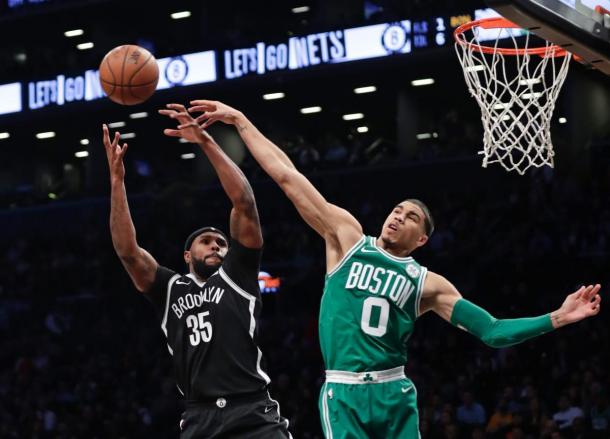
[192,255,223,280]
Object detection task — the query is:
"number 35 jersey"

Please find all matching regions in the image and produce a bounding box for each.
[319,235,428,372]
[145,240,270,401]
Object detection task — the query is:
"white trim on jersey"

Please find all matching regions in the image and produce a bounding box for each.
[267,391,293,438]
[161,274,181,338]
[371,236,414,262]
[415,267,428,318]
[326,234,366,278]
[186,271,218,287]
[218,267,271,385]
[321,382,334,439]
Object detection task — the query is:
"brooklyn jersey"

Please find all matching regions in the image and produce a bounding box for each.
[146,240,271,401]
[319,235,427,372]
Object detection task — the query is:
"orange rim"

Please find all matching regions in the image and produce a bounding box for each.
[454,17,569,57]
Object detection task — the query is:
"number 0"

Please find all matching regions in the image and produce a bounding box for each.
[361,297,389,337]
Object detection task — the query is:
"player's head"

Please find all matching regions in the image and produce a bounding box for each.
[184,227,229,279]
[379,199,434,253]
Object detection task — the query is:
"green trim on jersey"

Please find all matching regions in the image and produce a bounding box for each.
[320,235,427,372]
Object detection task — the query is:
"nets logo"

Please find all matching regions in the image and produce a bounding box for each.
[381,23,409,53]
[165,56,189,85]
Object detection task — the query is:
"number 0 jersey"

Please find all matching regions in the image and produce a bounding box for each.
[145,240,271,401]
[319,235,428,372]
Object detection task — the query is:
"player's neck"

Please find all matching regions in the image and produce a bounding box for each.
[376,237,412,258]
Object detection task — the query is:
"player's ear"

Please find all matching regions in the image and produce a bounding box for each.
[416,233,428,248]
[183,250,191,264]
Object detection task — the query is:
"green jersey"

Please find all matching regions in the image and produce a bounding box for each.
[319,235,427,371]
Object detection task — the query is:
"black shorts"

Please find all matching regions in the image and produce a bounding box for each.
[180,390,292,439]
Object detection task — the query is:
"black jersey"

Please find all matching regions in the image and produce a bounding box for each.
[146,240,270,401]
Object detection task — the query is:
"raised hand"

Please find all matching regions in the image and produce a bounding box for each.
[552,284,602,328]
[102,124,128,182]
[187,100,242,129]
[158,103,215,144]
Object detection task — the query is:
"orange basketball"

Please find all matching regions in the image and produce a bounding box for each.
[99,45,159,105]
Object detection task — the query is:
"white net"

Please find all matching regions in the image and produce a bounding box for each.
[455,22,571,175]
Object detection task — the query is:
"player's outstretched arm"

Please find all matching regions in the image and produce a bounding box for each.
[420,272,602,348]
[186,100,362,250]
[102,124,158,292]
[159,104,262,248]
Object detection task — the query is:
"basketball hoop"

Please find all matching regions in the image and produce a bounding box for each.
[454,17,572,175]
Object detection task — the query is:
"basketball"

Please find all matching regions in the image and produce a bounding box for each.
[99,45,159,106]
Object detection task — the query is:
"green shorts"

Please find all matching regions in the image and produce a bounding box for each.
[318,367,420,439]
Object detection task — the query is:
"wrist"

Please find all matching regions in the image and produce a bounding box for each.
[550,309,569,329]
[233,111,248,131]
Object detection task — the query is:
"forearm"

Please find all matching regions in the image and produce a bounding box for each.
[450,299,554,348]
[110,179,140,258]
[198,137,255,209]
[233,112,296,179]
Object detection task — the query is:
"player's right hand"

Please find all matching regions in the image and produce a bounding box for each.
[187,100,241,129]
[102,123,128,183]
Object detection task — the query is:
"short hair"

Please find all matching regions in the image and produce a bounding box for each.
[184,227,229,251]
[404,198,434,237]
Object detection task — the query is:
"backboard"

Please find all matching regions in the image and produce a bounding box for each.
[486,0,610,74]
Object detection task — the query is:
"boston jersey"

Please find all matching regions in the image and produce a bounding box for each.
[146,240,271,401]
[319,235,427,372]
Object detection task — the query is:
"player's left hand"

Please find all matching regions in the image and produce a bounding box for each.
[552,284,601,328]
[158,103,214,144]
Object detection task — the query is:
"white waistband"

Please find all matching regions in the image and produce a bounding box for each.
[325,366,406,384]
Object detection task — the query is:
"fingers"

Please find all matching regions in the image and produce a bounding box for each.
[177,121,200,130]
[587,293,602,316]
[201,118,217,129]
[163,128,182,138]
[571,286,585,300]
[158,109,191,120]
[582,284,599,302]
[188,101,216,113]
[102,124,110,147]
[166,103,188,112]
[195,114,208,124]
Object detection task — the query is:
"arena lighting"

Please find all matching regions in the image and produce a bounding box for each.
[64,29,84,37]
[354,86,376,94]
[108,121,126,128]
[129,112,148,119]
[559,117,568,124]
[120,133,136,139]
[171,11,191,19]
[77,42,94,50]
[519,78,541,86]
[80,139,89,145]
[357,126,369,133]
[181,153,196,159]
[521,92,543,99]
[300,106,322,114]
[75,151,89,158]
[263,92,285,100]
[36,131,56,139]
[416,132,439,140]
[48,193,57,199]
[342,113,364,121]
[465,65,485,72]
[0,132,9,139]
[292,6,310,13]
[493,103,512,110]
[411,78,435,86]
